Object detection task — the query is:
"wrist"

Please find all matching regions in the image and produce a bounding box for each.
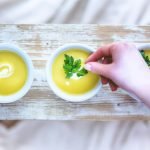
[132,73,150,106]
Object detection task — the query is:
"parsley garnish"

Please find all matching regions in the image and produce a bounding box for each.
[140,50,150,66]
[63,54,88,78]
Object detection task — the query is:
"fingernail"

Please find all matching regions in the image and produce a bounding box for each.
[84,64,92,71]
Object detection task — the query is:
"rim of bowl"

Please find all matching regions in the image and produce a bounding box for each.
[46,43,102,102]
[0,43,34,103]
[136,43,150,51]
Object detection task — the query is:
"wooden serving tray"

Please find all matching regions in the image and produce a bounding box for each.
[0,25,150,120]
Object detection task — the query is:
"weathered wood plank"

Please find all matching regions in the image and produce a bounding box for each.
[0,25,150,120]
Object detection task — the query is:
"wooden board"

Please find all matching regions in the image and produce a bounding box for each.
[0,25,150,120]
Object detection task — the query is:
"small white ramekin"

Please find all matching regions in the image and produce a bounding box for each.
[46,43,102,102]
[0,43,34,103]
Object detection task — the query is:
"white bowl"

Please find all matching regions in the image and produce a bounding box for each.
[136,43,150,51]
[46,43,102,102]
[0,43,34,103]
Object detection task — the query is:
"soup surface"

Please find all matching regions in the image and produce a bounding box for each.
[144,50,150,57]
[52,49,100,95]
[0,51,28,95]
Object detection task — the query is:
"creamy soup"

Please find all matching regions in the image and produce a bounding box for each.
[0,51,28,95]
[144,50,150,57]
[52,49,100,95]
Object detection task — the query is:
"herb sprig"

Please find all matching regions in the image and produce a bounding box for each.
[140,50,150,66]
[63,54,88,78]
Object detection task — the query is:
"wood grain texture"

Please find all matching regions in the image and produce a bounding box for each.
[0,25,150,120]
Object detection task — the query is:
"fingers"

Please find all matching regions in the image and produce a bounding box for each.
[101,76,108,84]
[86,42,135,63]
[101,57,118,91]
[85,43,120,92]
[109,80,118,91]
[101,57,110,85]
[84,62,112,78]
[86,45,111,63]
[85,60,118,91]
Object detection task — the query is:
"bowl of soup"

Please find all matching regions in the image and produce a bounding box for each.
[137,43,150,66]
[0,43,34,103]
[46,44,102,102]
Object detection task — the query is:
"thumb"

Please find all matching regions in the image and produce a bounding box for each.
[84,62,111,78]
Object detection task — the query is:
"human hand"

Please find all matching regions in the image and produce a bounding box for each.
[85,42,150,106]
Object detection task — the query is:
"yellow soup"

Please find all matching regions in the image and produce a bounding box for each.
[0,51,28,95]
[52,49,100,95]
[144,50,150,58]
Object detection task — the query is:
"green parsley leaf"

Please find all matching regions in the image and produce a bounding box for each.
[63,54,88,78]
[140,50,150,66]
[66,72,73,78]
[77,68,88,77]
